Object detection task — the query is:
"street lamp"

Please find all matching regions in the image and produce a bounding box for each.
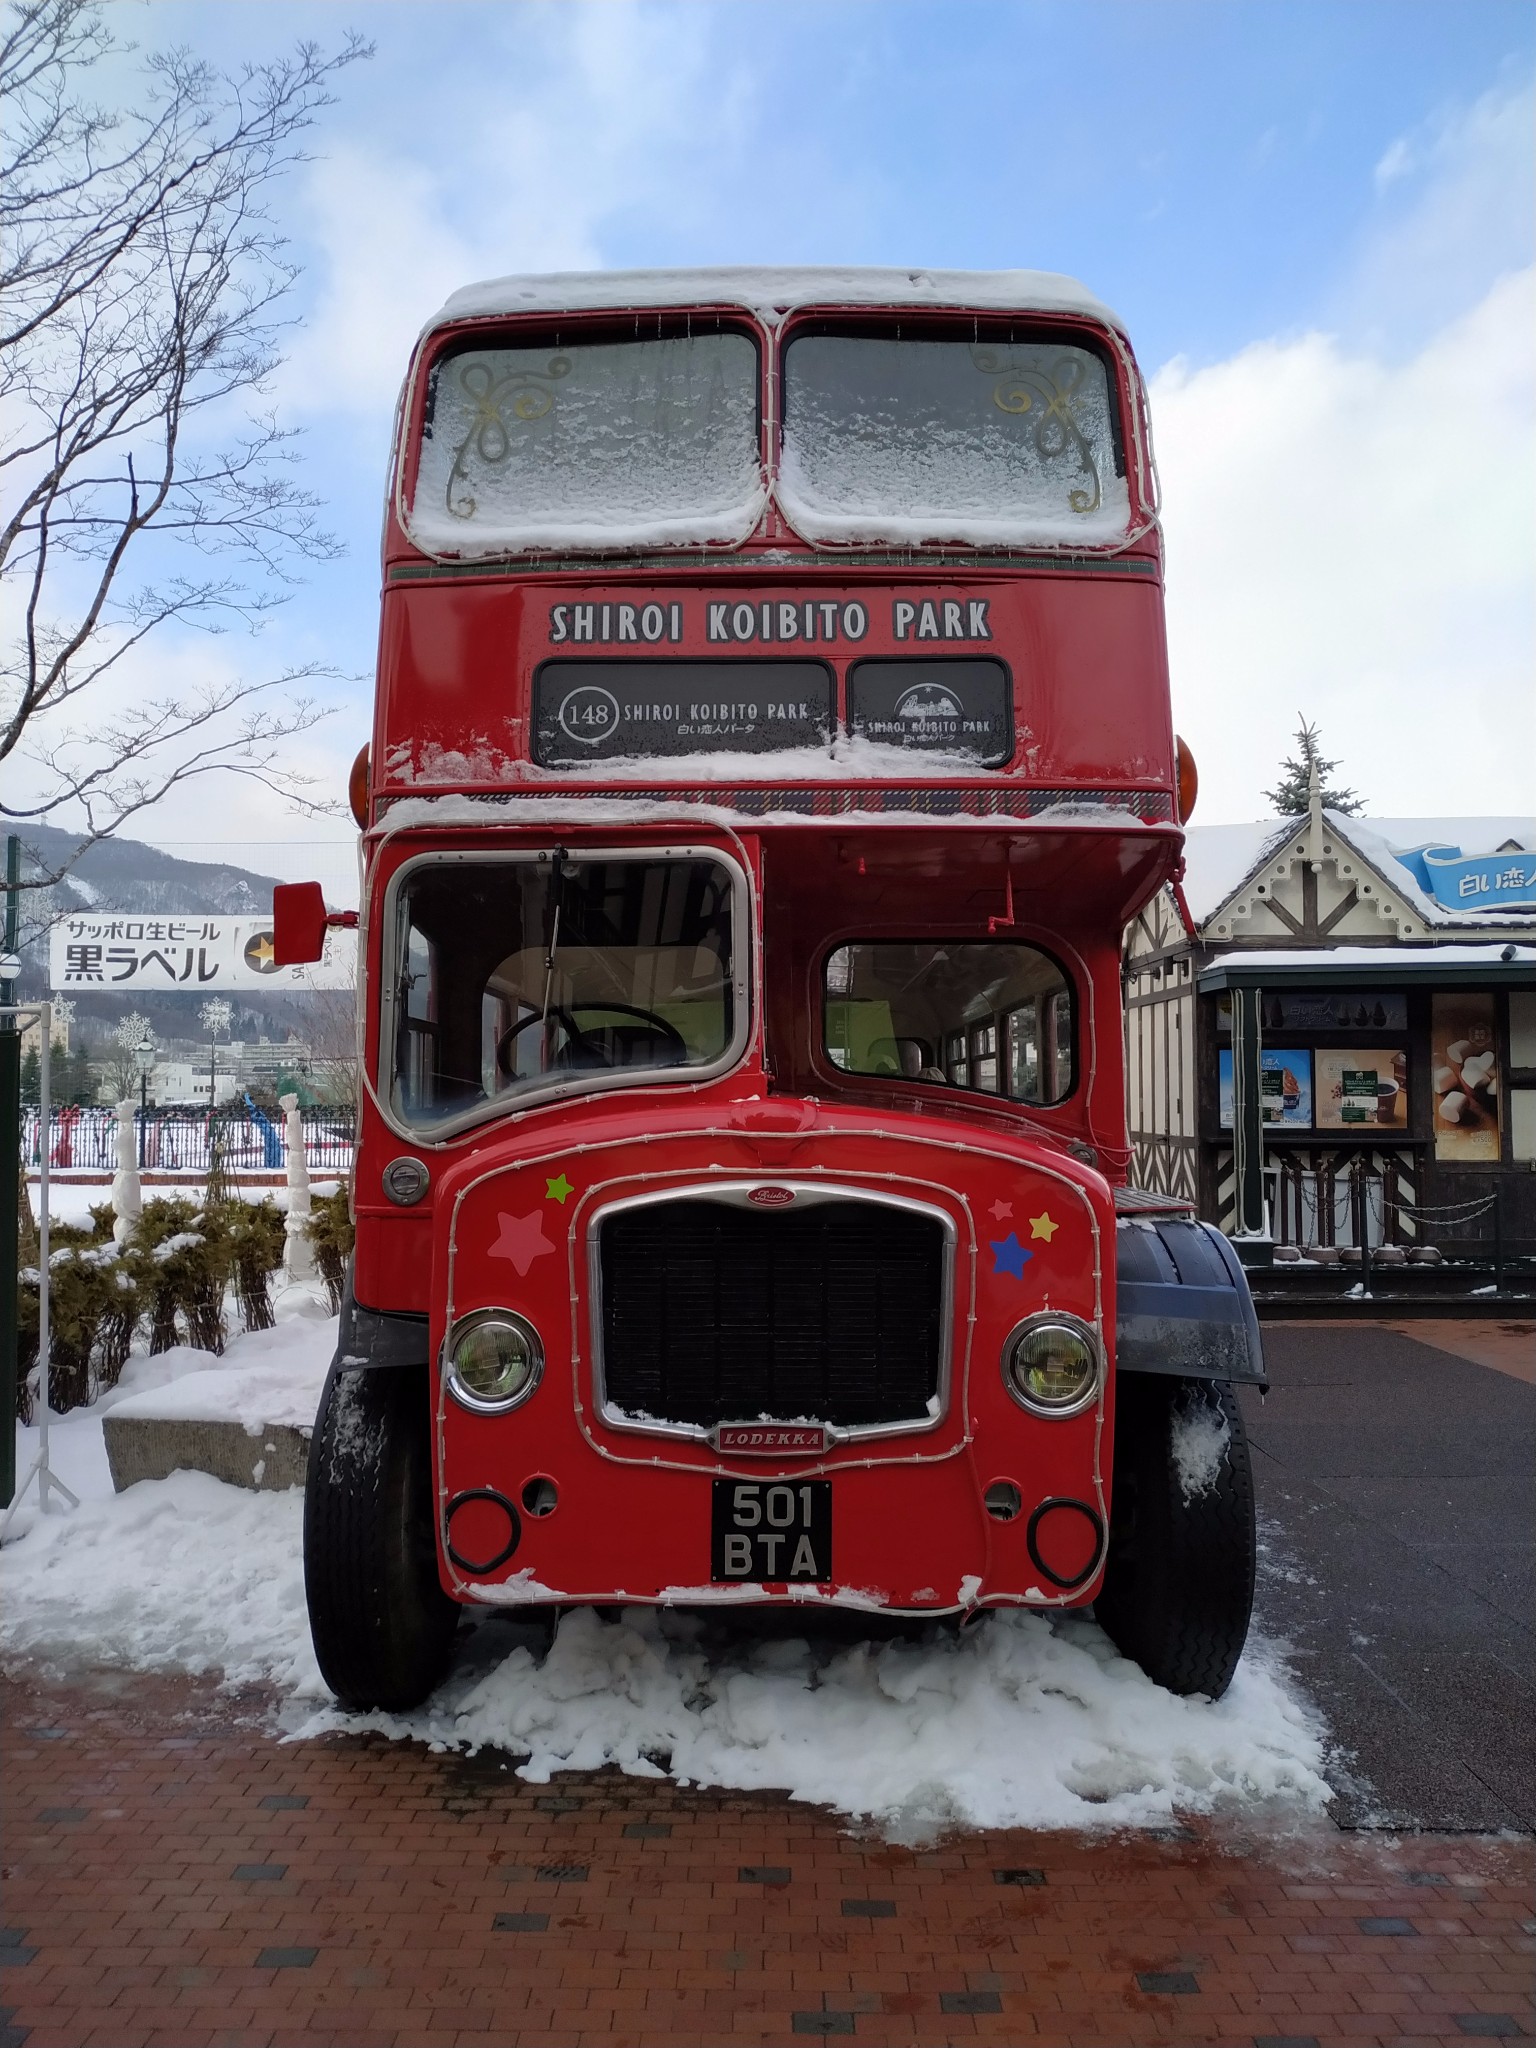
[135,1034,155,1166]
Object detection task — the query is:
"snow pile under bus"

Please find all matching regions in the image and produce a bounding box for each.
[2,1314,1329,1837]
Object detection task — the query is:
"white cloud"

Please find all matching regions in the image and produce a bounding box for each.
[1340,75,1535,351]
[1153,264,1535,823]
[281,2,756,422]
[1372,135,1414,190]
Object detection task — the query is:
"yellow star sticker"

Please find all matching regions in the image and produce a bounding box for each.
[1028,1211,1059,1243]
[545,1173,574,1204]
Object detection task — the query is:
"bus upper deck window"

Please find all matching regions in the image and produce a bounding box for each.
[780,331,1130,548]
[407,330,762,555]
[824,942,1074,1106]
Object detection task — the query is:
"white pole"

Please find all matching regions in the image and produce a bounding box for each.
[37,1003,50,1511]
[0,999,76,1538]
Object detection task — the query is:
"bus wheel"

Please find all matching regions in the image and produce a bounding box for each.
[1093,1375,1255,1701]
[304,1362,460,1711]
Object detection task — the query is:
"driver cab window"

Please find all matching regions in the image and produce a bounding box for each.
[389,854,737,1129]
[824,941,1073,1104]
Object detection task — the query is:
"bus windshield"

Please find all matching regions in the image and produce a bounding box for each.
[780,333,1129,547]
[390,855,740,1129]
[824,940,1074,1103]
[408,331,762,554]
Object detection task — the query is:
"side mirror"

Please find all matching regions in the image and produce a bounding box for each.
[273,881,328,966]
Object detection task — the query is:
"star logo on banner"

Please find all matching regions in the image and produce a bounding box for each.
[545,1173,574,1205]
[1029,1211,1059,1243]
[488,1210,554,1276]
[243,930,278,973]
[989,1232,1033,1280]
[989,1199,1013,1222]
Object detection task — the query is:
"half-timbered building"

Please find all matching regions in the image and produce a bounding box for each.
[1124,772,1536,1261]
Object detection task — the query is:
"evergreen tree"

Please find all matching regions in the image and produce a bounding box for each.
[1263,717,1363,816]
[20,1045,41,1104]
[64,1046,98,1105]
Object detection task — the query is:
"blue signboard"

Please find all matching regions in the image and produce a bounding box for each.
[1395,843,1536,913]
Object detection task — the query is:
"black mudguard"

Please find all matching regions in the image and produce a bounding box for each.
[1114,1215,1266,1387]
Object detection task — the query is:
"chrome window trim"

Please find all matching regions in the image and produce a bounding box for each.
[587,1180,955,1445]
[376,843,752,1146]
[442,1307,546,1415]
[1000,1309,1103,1419]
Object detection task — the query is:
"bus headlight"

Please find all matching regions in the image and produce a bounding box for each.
[1002,1314,1101,1417]
[444,1311,543,1413]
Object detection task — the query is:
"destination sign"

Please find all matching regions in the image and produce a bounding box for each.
[532,660,833,765]
[547,595,992,646]
[848,659,1013,766]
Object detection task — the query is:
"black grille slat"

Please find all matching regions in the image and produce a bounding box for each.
[600,1199,944,1428]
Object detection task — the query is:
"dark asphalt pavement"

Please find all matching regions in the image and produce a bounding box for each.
[1240,1322,1535,1832]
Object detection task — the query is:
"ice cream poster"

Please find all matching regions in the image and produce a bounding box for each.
[1219,1048,1313,1128]
[1315,1048,1409,1131]
[1431,994,1500,1161]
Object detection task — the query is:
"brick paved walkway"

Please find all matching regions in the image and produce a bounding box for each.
[1,1670,1530,2048]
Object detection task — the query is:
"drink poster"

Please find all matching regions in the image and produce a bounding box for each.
[1219,1048,1313,1128]
[1315,1048,1408,1131]
[1431,994,1500,1161]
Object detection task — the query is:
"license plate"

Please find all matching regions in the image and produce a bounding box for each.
[711,1480,832,1584]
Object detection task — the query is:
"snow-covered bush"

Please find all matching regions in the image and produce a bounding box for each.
[306,1186,354,1314]
[16,1241,136,1417]
[126,1196,228,1355]
[222,1197,287,1332]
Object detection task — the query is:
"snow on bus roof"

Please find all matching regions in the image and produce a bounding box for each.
[427,265,1125,337]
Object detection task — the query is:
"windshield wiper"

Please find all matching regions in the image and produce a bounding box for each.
[540,846,568,1030]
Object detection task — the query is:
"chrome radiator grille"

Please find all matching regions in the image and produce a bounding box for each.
[596,1195,947,1431]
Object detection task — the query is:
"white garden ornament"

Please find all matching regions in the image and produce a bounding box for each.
[110,1097,141,1245]
[272,1093,329,1320]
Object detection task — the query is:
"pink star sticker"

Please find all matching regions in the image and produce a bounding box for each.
[990,1199,1013,1222]
[487,1209,555,1276]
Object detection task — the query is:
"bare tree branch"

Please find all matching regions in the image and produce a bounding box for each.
[0,0,371,885]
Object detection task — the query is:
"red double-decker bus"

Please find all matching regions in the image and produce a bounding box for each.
[279,267,1264,1712]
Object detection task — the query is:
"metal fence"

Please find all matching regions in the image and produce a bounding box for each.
[21,1105,356,1176]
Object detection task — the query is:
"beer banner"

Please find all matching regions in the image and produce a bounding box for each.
[51,913,356,992]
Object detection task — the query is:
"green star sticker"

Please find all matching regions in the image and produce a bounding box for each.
[545,1173,574,1205]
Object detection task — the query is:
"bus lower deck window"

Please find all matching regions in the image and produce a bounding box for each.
[824,942,1074,1105]
[388,855,738,1130]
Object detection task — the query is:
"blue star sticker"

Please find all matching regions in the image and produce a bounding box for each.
[989,1231,1033,1279]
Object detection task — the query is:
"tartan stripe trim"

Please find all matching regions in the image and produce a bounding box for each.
[387,551,1160,582]
[378,785,1174,821]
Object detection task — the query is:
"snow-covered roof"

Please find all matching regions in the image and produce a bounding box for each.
[427,266,1124,337]
[1202,943,1536,973]
[1182,812,1536,927]
[1180,821,1291,923]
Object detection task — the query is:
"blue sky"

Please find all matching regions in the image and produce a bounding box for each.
[59,1,1536,875]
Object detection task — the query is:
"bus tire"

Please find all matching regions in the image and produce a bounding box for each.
[304,1361,460,1711]
[1093,1375,1255,1701]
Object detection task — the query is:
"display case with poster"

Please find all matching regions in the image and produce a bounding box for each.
[1315,1048,1409,1131]
[1431,994,1500,1161]
[1219,1048,1313,1128]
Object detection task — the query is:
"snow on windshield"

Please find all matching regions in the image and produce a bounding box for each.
[407,332,764,555]
[779,335,1131,547]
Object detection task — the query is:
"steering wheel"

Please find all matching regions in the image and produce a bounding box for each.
[496,1002,688,1078]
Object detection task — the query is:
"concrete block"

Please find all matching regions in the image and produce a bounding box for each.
[102,1414,311,1493]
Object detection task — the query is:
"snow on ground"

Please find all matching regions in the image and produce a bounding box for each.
[104,1320,333,1434]
[2,1313,1331,1837]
